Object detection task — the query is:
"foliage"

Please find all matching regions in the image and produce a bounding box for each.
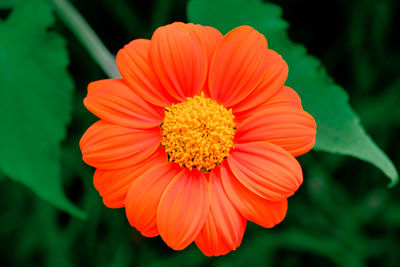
[0,0,85,218]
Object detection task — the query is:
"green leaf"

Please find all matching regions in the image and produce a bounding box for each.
[0,0,18,9]
[187,0,398,186]
[0,0,86,218]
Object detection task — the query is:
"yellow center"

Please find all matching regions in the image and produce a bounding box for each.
[161,93,236,172]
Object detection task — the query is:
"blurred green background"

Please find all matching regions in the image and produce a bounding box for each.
[1,0,399,266]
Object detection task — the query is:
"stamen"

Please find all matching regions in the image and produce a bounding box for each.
[161,93,235,171]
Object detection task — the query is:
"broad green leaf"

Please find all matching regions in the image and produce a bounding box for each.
[0,0,17,9]
[0,0,86,218]
[187,0,398,186]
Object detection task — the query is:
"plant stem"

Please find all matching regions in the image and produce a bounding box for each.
[49,0,120,78]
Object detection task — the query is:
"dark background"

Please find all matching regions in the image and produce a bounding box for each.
[1,0,399,266]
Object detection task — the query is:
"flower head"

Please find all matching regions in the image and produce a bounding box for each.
[80,22,316,256]
[161,92,236,171]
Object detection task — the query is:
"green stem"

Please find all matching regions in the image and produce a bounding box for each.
[49,0,120,78]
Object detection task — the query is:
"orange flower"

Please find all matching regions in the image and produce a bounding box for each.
[80,22,316,256]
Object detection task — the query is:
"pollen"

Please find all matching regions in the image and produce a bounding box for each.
[161,93,236,171]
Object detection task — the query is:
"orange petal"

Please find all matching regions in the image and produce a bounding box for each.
[220,163,288,228]
[228,142,302,201]
[84,79,164,129]
[190,24,223,98]
[195,168,246,256]
[266,86,303,109]
[124,162,181,237]
[234,86,302,124]
[116,39,175,106]
[209,26,269,106]
[231,50,288,112]
[150,22,208,101]
[235,99,316,157]
[195,212,232,256]
[187,24,223,66]
[80,120,161,169]
[157,169,209,250]
[93,146,167,209]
